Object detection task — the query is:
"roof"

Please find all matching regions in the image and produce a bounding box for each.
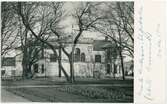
[93,40,115,51]
[16,37,116,51]
[58,36,94,44]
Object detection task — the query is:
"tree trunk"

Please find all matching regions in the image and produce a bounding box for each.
[52,47,70,81]
[69,56,75,83]
[58,46,62,77]
[56,48,70,82]
[22,50,28,79]
[22,47,33,79]
[119,50,125,80]
[22,61,27,79]
[69,44,76,83]
[27,63,33,78]
[113,63,116,79]
[60,64,70,82]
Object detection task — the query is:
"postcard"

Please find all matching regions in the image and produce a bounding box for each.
[0,0,166,104]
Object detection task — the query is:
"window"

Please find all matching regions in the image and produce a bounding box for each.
[95,55,101,63]
[81,53,86,62]
[74,48,80,62]
[50,54,57,62]
[2,57,16,66]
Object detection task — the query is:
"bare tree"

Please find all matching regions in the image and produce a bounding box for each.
[59,2,104,82]
[2,2,133,81]
[49,2,67,78]
[16,2,71,81]
[107,2,134,80]
[107,2,134,58]
[16,3,51,78]
[1,2,20,56]
[91,2,134,80]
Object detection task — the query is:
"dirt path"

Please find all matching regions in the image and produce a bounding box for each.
[1,88,30,102]
[3,87,98,102]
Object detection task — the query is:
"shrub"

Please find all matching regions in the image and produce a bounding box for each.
[56,86,128,100]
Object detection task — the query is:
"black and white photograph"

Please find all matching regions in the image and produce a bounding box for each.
[1,1,134,103]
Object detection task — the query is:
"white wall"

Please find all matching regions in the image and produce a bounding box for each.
[2,43,124,78]
[42,43,107,77]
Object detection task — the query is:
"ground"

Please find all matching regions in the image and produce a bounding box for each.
[1,89,30,102]
[1,77,133,102]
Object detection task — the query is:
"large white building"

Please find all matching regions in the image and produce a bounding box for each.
[1,36,133,78]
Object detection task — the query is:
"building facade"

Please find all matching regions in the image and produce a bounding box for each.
[1,37,133,78]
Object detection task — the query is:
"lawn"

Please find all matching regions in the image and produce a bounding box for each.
[2,77,133,102]
[5,85,133,102]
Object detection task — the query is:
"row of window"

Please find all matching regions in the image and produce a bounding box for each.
[50,54,101,63]
[47,48,102,62]
[1,49,102,66]
[73,48,85,62]
[50,48,87,62]
[50,48,101,62]
[70,48,101,63]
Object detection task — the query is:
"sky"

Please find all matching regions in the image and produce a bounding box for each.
[59,2,105,40]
